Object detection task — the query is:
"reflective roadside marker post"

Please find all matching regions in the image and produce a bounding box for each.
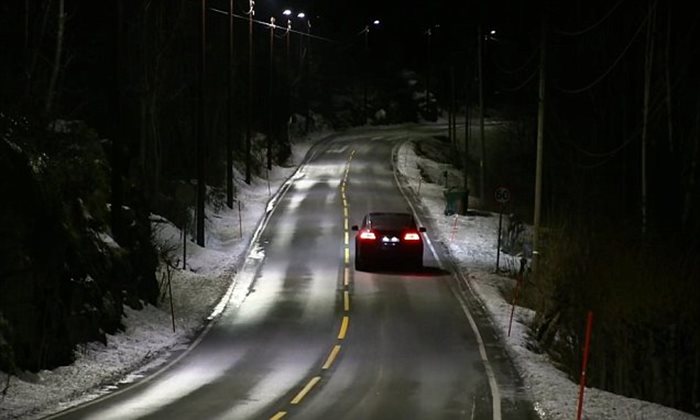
[576,311,594,420]
[494,186,511,271]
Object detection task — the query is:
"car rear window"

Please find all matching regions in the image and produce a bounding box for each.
[369,214,415,229]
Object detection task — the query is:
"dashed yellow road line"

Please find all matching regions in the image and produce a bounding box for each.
[290,376,321,405]
[344,248,349,264]
[344,267,349,286]
[344,231,349,245]
[322,345,342,370]
[338,316,349,339]
[270,412,287,420]
[344,291,350,312]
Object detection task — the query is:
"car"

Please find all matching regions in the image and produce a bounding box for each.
[351,212,427,271]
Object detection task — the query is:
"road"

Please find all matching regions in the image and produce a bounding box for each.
[50,126,537,420]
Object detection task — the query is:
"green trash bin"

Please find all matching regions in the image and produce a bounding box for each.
[443,189,469,216]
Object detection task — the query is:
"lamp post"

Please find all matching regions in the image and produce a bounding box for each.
[294,12,311,134]
[267,16,275,171]
[425,24,439,121]
[283,10,292,144]
[362,19,380,125]
[196,0,207,246]
[282,9,307,136]
[226,0,234,208]
[477,27,497,202]
[245,0,254,184]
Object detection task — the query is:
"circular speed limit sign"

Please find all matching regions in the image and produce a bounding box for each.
[495,186,511,204]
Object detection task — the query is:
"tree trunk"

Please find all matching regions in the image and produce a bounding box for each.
[682,104,699,227]
[664,5,674,153]
[478,24,486,201]
[25,0,53,101]
[641,1,657,235]
[44,0,65,115]
[532,11,546,280]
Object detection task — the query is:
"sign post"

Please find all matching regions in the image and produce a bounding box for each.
[494,186,511,271]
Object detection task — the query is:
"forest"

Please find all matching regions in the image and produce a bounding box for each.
[1,0,700,415]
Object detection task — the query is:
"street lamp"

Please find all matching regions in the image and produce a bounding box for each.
[425,24,439,122]
[245,0,254,184]
[361,19,380,125]
[283,10,293,144]
[267,16,276,171]
[292,11,312,133]
[196,0,207,246]
[226,0,234,208]
[281,9,308,133]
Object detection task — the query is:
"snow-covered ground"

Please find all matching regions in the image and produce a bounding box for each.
[1,126,696,420]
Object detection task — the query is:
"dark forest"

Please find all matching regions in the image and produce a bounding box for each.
[1,0,700,415]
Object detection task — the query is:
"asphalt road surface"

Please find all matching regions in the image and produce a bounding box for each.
[50,126,538,420]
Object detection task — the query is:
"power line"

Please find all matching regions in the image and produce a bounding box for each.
[553,0,628,37]
[208,7,335,42]
[555,4,653,95]
[500,67,538,93]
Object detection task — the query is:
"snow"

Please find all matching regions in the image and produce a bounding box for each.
[1,125,696,420]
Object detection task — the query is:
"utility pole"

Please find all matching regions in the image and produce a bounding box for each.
[478,24,486,202]
[268,17,275,171]
[285,20,291,145]
[196,0,206,246]
[226,0,234,208]
[464,60,471,196]
[245,0,254,184]
[450,64,456,146]
[364,25,369,125]
[111,0,124,244]
[641,1,656,235]
[532,12,547,278]
[304,19,311,134]
[425,27,432,120]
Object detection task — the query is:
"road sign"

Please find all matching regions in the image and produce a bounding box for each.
[495,186,511,204]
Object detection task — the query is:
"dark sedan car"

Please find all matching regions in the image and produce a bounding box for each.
[352,212,427,271]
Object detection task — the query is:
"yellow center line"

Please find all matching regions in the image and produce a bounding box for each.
[338,316,349,339]
[290,376,321,405]
[270,412,287,420]
[344,290,350,312]
[344,248,349,264]
[344,207,348,218]
[344,267,349,286]
[344,231,349,245]
[344,219,348,230]
[322,344,342,370]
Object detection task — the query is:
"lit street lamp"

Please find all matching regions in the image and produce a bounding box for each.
[281,9,307,135]
[424,24,439,121]
[293,11,312,133]
[361,19,380,125]
[283,10,292,145]
[268,16,276,171]
[196,0,207,246]
[245,0,254,184]
[226,0,234,208]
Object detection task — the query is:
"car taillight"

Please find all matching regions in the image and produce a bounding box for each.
[359,229,376,240]
[403,232,421,241]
